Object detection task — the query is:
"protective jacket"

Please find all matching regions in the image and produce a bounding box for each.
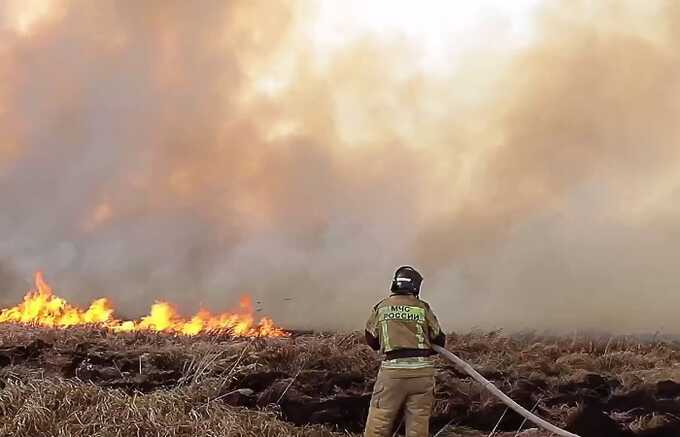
[365,293,445,371]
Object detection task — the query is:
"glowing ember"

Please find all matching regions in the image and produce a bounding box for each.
[0,272,287,337]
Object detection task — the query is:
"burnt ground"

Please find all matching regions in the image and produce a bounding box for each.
[1,326,680,436]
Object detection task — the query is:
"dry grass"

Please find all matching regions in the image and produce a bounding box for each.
[0,376,349,437]
[1,325,680,436]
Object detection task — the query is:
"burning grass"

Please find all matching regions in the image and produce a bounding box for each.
[0,272,287,337]
[1,326,680,436]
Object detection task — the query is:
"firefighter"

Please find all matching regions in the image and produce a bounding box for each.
[364,266,446,437]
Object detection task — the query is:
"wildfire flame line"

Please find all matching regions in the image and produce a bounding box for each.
[0,272,287,337]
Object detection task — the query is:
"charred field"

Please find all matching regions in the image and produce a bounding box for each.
[1,327,680,436]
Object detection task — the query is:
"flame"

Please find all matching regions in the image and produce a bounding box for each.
[0,272,287,337]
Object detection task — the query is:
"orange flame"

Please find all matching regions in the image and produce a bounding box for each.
[0,272,287,337]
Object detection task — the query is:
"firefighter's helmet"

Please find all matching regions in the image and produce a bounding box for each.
[390,266,423,295]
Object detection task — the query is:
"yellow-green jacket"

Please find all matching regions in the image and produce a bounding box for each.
[365,294,445,371]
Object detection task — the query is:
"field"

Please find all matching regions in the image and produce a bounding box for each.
[1,326,680,436]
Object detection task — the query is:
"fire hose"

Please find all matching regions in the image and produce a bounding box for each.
[432,345,581,437]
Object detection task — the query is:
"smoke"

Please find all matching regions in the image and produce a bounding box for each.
[1,0,680,332]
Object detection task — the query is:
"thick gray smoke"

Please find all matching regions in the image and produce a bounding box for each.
[1,0,680,332]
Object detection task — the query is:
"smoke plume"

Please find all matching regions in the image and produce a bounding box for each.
[1,0,680,332]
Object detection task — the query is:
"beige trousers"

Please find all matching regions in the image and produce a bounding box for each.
[364,368,435,437]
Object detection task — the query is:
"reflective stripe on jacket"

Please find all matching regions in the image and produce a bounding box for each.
[365,294,443,366]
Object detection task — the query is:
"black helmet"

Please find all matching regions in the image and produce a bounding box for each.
[390,266,423,295]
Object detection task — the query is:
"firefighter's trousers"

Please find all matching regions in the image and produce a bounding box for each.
[364,367,435,437]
